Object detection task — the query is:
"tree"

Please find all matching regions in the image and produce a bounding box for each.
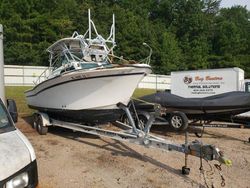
[0,0,249,76]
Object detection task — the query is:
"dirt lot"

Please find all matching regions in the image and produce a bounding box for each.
[17,117,250,188]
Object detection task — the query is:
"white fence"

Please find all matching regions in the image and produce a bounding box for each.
[4,65,171,90]
[4,65,48,86]
[138,74,171,90]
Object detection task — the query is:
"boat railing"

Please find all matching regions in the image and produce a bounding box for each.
[138,57,151,65]
[34,66,52,85]
[108,53,151,65]
[139,43,152,65]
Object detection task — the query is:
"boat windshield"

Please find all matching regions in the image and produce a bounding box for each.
[0,101,15,133]
[80,62,113,69]
[51,54,71,71]
[80,63,101,69]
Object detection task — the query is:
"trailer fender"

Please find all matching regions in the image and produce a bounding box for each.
[34,112,52,127]
[137,111,151,120]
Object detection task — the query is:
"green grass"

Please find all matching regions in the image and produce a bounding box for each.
[5,86,34,116]
[133,88,156,98]
[5,86,156,116]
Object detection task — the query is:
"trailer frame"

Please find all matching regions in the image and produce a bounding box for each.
[189,120,250,142]
[32,103,231,174]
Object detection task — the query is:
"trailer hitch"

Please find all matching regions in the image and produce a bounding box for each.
[185,140,232,166]
[119,102,232,167]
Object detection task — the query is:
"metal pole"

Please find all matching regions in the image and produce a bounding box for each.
[142,43,152,65]
[156,75,157,92]
[0,24,6,106]
[88,9,91,41]
[113,14,115,43]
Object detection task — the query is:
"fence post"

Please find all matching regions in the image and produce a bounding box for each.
[22,66,25,86]
[155,74,158,92]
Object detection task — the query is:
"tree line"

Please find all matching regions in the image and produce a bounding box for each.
[0,0,249,76]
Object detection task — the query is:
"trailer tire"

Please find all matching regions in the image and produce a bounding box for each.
[36,115,48,135]
[121,113,148,129]
[121,114,130,125]
[136,114,149,130]
[33,114,38,129]
[168,112,188,131]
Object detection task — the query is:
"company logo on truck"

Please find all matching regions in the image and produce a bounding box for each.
[182,75,224,94]
[172,68,244,98]
[195,76,223,82]
[184,75,223,85]
[183,76,192,84]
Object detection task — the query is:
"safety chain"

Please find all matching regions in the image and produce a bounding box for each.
[199,135,217,188]
[214,164,226,187]
[199,140,214,188]
[199,160,227,187]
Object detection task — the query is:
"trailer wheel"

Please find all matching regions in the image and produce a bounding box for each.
[33,114,38,129]
[121,114,130,125]
[168,112,188,131]
[36,115,48,135]
[136,114,149,130]
[121,114,148,129]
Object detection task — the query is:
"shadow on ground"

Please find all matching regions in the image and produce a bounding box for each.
[52,129,205,187]
[21,115,248,142]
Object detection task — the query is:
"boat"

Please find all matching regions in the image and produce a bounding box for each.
[25,10,151,124]
[136,91,250,120]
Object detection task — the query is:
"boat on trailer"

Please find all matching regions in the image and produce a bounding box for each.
[26,10,233,180]
[25,10,151,124]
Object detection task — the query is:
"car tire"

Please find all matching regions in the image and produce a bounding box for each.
[168,112,188,131]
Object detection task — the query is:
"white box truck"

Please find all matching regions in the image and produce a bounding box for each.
[171,67,245,98]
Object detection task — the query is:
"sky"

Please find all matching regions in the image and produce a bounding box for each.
[220,0,250,10]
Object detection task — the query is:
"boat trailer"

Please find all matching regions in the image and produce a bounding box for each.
[32,103,232,175]
[189,120,250,142]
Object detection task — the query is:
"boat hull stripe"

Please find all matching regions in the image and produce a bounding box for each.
[26,72,145,98]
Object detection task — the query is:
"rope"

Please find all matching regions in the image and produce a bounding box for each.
[130,97,156,106]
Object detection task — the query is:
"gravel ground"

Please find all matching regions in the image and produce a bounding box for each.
[17,117,250,188]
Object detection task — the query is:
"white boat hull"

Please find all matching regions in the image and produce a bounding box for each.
[25,66,151,123]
